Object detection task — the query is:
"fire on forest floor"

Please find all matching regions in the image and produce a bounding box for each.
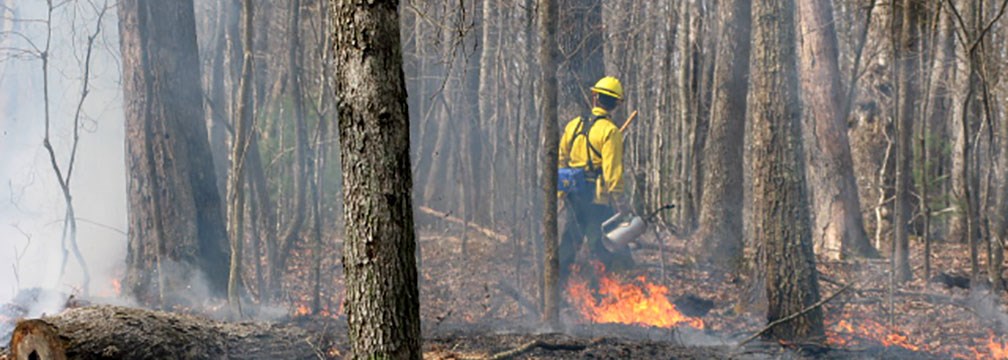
[408,223,1008,359]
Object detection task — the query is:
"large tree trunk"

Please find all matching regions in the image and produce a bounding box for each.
[796,0,878,260]
[119,0,231,306]
[539,0,561,328]
[331,0,421,358]
[8,305,332,360]
[750,0,824,341]
[694,0,750,270]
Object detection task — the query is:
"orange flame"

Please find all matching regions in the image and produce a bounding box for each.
[291,297,343,319]
[826,316,923,352]
[985,333,1008,359]
[566,263,704,329]
[111,279,122,296]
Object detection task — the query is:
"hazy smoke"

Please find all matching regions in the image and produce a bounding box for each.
[0,1,126,305]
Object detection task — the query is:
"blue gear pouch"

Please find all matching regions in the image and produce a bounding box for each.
[558,167,587,194]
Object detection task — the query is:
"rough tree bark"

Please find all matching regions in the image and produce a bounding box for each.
[750,0,825,341]
[539,0,561,328]
[796,0,878,260]
[331,0,421,358]
[694,0,750,270]
[119,0,230,305]
[8,305,333,360]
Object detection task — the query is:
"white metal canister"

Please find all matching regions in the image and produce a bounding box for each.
[601,213,646,252]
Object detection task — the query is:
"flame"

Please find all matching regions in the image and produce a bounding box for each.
[985,333,1008,359]
[566,263,704,329]
[291,295,343,319]
[295,304,311,316]
[826,316,923,352]
[111,279,122,296]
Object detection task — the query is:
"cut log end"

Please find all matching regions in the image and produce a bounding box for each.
[10,320,67,360]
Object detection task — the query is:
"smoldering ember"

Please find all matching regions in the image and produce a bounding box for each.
[3,0,1008,359]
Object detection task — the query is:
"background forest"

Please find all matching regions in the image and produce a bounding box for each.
[2,0,1008,358]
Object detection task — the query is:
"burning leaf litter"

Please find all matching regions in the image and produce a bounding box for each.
[566,262,704,329]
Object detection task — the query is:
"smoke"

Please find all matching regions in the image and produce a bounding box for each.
[969,288,1008,333]
[0,1,126,305]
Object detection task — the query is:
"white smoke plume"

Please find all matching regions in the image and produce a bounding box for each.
[0,1,126,306]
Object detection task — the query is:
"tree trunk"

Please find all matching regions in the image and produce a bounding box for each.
[892,0,921,284]
[268,0,311,302]
[539,0,561,328]
[694,0,750,270]
[478,0,497,227]
[953,0,982,286]
[922,1,955,283]
[797,0,878,260]
[8,305,332,360]
[750,0,825,341]
[119,0,231,306]
[205,0,232,200]
[677,1,698,228]
[227,0,255,312]
[247,136,278,299]
[332,0,421,358]
[992,92,1008,293]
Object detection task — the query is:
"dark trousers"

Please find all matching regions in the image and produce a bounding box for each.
[558,190,632,286]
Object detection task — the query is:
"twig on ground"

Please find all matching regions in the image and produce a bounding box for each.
[736,281,855,348]
[492,339,587,359]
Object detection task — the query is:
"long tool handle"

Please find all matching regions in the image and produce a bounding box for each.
[619,110,639,132]
[645,204,676,222]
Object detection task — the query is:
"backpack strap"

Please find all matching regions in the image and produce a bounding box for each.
[568,113,604,173]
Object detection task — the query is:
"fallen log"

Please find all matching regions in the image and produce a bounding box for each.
[8,305,334,360]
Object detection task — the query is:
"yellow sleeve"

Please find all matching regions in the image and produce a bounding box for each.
[601,127,624,194]
[558,119,576,168]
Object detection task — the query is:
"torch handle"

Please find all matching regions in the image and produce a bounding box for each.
[619,110,639,133]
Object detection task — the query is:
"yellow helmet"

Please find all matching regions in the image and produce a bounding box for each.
[590,76,624,100]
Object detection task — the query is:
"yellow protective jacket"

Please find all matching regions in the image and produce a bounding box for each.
[558,107,624,204]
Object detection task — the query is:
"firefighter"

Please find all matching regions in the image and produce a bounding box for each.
[557,76,634,284]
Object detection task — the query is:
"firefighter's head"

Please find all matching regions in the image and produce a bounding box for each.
[590,76,623,111]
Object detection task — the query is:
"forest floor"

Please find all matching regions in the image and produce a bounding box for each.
[401,222,1008,359]
[2,222,1007,359]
